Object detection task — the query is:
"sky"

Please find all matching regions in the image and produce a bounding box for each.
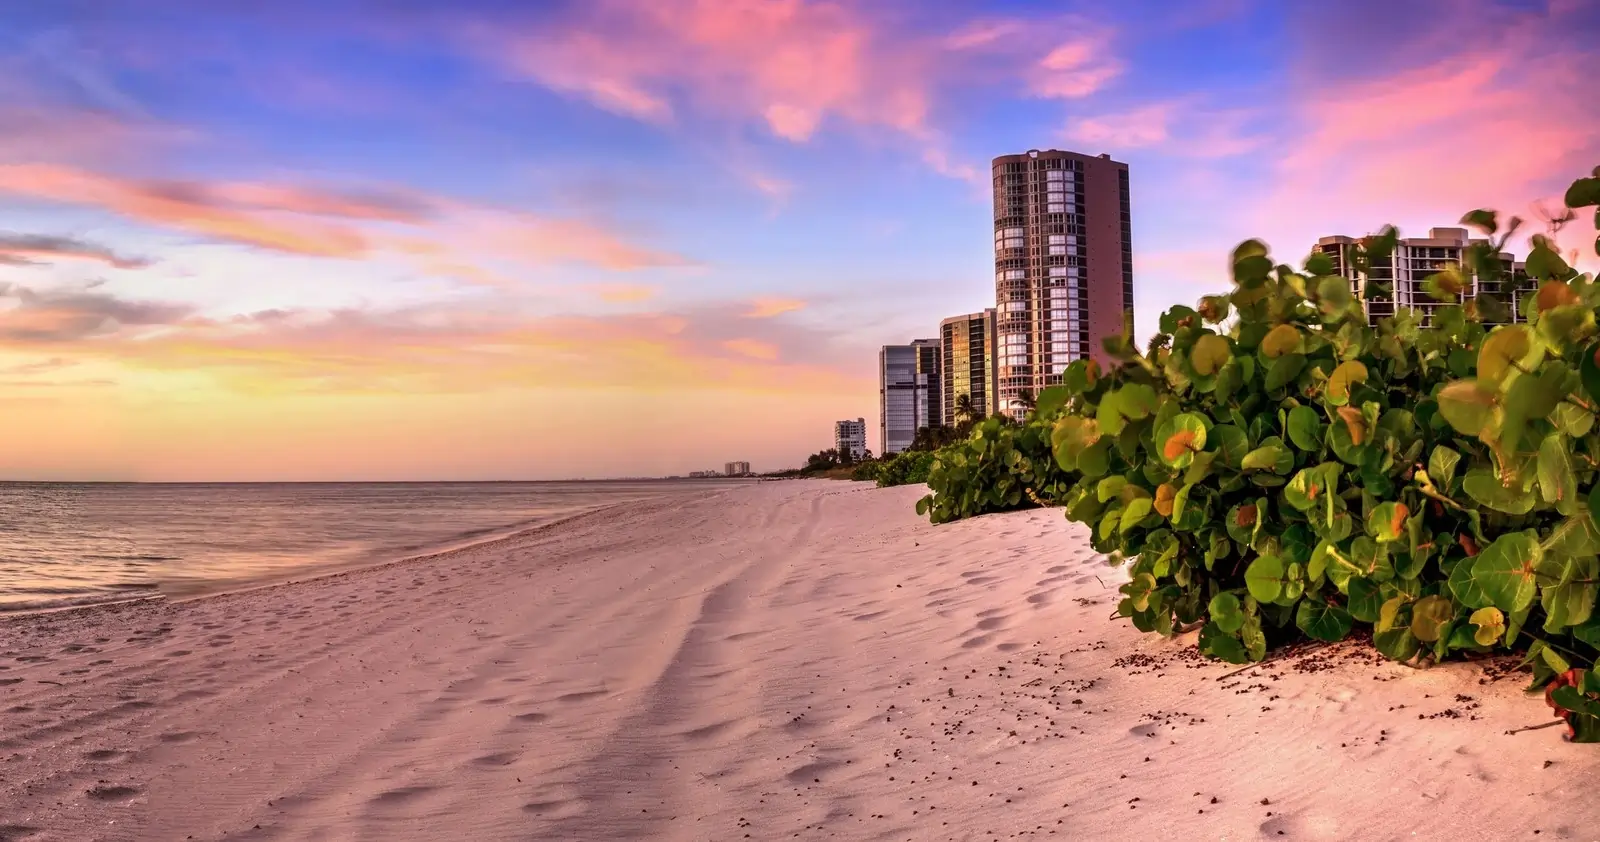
[0,0,1597,481]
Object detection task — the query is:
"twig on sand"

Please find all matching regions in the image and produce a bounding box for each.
[1215,642,1329,682]
[1504,720,1565,736]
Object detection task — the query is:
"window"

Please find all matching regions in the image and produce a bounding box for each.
[1048,266,1069,277]
[1047,202,1066,213]
[1003,301,1027,312]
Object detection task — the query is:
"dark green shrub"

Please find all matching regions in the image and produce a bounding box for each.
[916,416,1069,522]
[851,460,883,482]
[877,450,935,487]
[920,168,1600,739]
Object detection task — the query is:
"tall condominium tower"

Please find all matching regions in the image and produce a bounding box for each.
[991,149,1132,416]
[879,339,941,455]
[939,309,999,424]
[1315,227,1536,325]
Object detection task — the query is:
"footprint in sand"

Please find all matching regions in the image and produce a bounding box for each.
[85,785,141,802]
[513,712,549,724]
[0,825,42,841]
[84,749,125,762]
[785,760,844,783]
[370,786,439,806]
[471,751,519,767]
[556,690,606,703]
[158,731,199,743]
[976,616,1009,631]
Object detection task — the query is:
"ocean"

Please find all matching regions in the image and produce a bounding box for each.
[0,480,743,613]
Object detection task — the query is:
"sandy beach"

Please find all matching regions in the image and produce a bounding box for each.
[2,479,1596,841]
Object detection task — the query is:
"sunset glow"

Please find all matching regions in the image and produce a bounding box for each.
[2,0,1596,479]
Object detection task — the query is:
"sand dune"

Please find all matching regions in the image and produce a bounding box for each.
[1,480,1596,840]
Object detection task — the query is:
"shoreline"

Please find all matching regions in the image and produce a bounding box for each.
[3,480,1597,840]
[0,488,732,622]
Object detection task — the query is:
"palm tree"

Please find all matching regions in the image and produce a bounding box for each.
[1015,388,1037,415]
[952,393,977,430]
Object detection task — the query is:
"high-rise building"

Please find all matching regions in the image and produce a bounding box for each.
[1315,227,1535,325]
[940,309,999,425]
[991,149,1132,417]
[835,418,867,461]
[879,339,941,455]
[724,461,751,476]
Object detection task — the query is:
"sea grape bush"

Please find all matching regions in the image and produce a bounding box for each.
[918,416,1061,523]
[919,168,1600,739]
[874,450,936,488]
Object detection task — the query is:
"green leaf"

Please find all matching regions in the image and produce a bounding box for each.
[1348,577,1383,623]
[1117,383,1159,420]
[1198,622,1249,664]
[1261,324,1301,358]
[1120,497,1153,534]
[1296,600,1353,642]
[1427,446,1461,486]
[1538,434,1579,515]
[1527,235,1572,281]
[1097,476,1128,503]
[1240,614,1267,661]
[1366,501,1409,543]
[1463,468,1536,515]
[1190,335,1232,376]
[1541,556,1598,632]
[1470,532,1541,613]
[1286,405,1323,452]
[1565,176,1600,209]
[1409,594,1454,643]
[1436,380,1497,436]
[1209,592,1244,634]
[1034,386,1072,419]
[1551,402,1595,438]
[1210,425,1249,469]
[1240,445,1284,472]
[1157,413,1208,469]
[1460,208,1498,235]
[1325,361,1368,407]
[1284,464,1337,512]
[1078,439,1111,479]
[1264,354,1307,392]
[1469,606,1505,646]
[1478,325,1532,386]
[1244,554,1289,604]
[1582,344,1600,408]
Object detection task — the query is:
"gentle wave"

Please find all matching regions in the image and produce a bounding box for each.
[0,479,744,612]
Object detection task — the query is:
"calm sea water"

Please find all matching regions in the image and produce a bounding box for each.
[0,480,742,612]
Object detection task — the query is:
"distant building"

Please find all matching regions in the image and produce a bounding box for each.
[991,149,1133,418]
[940,309,999,425]
[879,339,941,455]
[835,418,867,461]
[1315,227,1536,325]
[724,461,751,477]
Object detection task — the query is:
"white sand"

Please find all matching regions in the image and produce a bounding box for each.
[0,479,1593,841]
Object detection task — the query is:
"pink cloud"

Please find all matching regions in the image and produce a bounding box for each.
[0,163,693,275]
[499,0,930,143]
[487,2,1121,178]
[1031,37,1123,99]
[1066,101,1264,158]
[1259,1,1600,256]
[744,298,806,318]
